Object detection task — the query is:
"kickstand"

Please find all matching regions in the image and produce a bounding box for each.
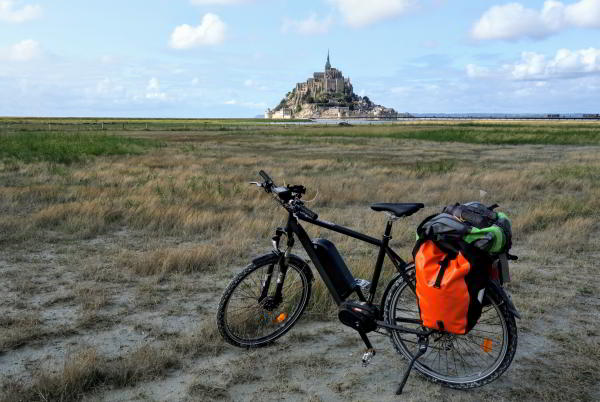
[396,335,429,395]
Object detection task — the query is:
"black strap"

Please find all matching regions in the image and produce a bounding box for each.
[412,214,439,259]
[434,254,452,288]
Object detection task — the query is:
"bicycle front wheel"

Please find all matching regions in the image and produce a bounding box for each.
[383,266,518,389]
[217,254,312,348]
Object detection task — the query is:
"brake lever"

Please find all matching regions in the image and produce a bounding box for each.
[249,181,263,187]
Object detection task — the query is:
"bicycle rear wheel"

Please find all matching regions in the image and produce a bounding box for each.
[217,254,311,348]
[383,266,518,389]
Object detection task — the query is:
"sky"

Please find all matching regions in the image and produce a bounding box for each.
[1,0,599,117]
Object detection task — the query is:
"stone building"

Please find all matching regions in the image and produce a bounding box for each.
[265,52,401,119]
[295,52,353,96]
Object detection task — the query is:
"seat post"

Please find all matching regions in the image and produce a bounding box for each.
[368,215,395,304]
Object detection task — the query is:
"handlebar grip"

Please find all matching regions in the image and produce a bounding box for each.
[297,204,318,220]
[259,170,272,183]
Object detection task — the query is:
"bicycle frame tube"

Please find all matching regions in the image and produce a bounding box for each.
[287,213,410,306]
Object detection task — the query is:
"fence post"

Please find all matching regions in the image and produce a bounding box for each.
[48,123,51,131]
[145,123,148,130]
[101,122,104,130]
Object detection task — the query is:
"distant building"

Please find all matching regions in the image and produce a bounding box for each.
[265,52,401,119]
[295,51,353,97]
[265,107,293,119]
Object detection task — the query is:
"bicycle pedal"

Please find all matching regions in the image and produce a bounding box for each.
[354,278,371,292]
[361,348,376,367]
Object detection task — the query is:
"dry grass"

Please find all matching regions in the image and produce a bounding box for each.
[170,324,226,358]
[1,121,599,401]
[2,345,179,402]
[0,315,43,352]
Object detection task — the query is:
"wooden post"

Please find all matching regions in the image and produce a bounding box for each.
[145,123,148,130]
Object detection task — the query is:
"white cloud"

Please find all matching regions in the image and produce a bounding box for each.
[0,0,41,23]
[281,13,333,35]
[509,48,600,79]
[566,0,600,28]
[328,0,417,27]
[0,39,41,61]
[466,48,600,81]
[472,0,600,41]
[170,13,227,49]
[146,77,167,100]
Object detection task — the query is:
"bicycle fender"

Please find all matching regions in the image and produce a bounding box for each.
[380,274,403,320]
[380,262,416,317]
[251,251,280,267]
[486,281,521,319]
[251,252,314,282]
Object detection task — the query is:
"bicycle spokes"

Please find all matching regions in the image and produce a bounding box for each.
[224,264,305,341]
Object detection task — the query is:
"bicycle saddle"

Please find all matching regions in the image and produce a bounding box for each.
[370,203,424,218]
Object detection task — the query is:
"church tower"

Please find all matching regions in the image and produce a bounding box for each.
[325,50,331,71]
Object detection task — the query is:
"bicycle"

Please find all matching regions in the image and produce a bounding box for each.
[216,170,519,394]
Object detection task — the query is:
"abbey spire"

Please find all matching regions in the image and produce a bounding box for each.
[325,50,331,71]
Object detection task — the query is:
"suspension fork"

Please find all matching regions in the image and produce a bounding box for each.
[272,228,295,304]
[258,226,295,305]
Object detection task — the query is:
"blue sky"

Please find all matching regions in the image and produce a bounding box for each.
[1,0,599,117]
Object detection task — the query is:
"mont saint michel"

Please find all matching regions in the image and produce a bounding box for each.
[265,53,401,119]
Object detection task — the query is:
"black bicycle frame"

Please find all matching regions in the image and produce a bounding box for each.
[283,211,415,309]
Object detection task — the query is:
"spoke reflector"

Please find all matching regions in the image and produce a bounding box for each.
[274,313,288,323]
[482,338,493,353]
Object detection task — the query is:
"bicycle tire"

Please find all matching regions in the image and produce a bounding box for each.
[217,254,312,348]
[383,266,518,389]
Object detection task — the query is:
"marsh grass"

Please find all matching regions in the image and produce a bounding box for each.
[249,123,600,145]
[0,131,158,164]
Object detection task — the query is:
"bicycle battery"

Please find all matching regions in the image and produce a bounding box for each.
[313,238,356,300]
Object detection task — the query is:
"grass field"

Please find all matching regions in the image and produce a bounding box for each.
[1,120,599,401]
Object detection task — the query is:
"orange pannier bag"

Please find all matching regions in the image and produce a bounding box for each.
[415,240,487,335]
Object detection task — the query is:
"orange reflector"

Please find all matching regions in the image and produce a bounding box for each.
[482,338,493,353]
[274,313,287,323]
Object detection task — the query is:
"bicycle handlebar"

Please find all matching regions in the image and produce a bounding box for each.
[255,170,318,220]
